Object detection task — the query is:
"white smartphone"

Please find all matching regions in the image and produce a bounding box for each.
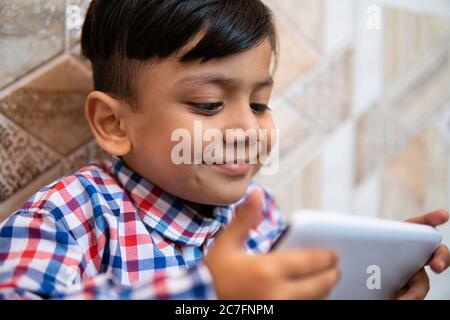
[272,210,442,300]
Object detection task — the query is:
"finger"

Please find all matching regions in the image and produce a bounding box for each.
[395,286,408,299]
[428,244,450,273]
[284,266,341,300]
[397,269,429,300]
[406,209,449,227]
[217,189,264,249]
[273,249,338,278]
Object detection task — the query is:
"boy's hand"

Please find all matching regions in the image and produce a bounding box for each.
[396,209,450,300]
[205,190,340,300]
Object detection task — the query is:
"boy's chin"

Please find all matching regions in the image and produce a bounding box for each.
[196,183,249,206]
[207,193,247,206]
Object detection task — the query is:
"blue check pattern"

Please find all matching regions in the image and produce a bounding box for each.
[0,156,286,299]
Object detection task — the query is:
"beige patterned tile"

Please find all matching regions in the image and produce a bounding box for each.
[385,133,427,207]
[0,113,61,203]
[383,7,450,88]
[274,174,303,217]
[255,98,325,190]
[354,105,408,186]
[261,0,277,10]
[380,173,423,221]
[424,128,449,211]
[380,128,449,220]
[270,98,315,158]
[393,46,450,133]
[436,106,450,146]
[271,18,319,95]
[0,0,65,88]
[287,49,353,132]
[271,0,325,52]
[352,173,381,218]
[297,155,322,209]
[274,154,322,216]
[0,57,93,156]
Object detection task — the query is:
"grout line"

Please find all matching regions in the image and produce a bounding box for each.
[67,53,92,76]
[64,0,70,54]
[0,53,71,100]
[268,0,324,59]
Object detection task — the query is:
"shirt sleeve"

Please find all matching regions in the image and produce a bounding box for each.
[0,211,216,300]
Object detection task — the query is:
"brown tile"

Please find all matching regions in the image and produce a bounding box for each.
[0,162,64,221]
[61,139,107,174]
[0,113,61,203]
[0,0,65,89]
[0,57,93,156]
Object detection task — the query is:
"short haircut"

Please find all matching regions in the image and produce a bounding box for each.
[81,0,278,107]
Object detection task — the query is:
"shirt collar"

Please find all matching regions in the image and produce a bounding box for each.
[109,155,238,247]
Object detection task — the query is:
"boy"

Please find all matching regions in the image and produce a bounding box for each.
[0,0,449,300]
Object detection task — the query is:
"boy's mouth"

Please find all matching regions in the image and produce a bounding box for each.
[201,160,251,176]
[201,158,251,164]
[209,163,251,176]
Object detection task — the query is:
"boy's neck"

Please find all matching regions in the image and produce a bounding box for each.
[185,201,215,219]
[118,156,216,219]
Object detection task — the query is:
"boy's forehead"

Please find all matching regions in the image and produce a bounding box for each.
[144,39,274,88]
[174,72,274,90]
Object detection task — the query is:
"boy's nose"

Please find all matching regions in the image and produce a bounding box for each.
[225,102,260,134]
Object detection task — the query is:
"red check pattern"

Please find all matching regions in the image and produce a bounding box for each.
[0,156,286,299]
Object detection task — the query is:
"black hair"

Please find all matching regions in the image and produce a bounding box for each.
[81,0,278,107]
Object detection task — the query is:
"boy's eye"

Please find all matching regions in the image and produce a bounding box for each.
[250,103,271,115]
[188,102,224,115]
[187,102,271,115]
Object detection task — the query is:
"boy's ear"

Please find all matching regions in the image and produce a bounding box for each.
[85,91,132,156]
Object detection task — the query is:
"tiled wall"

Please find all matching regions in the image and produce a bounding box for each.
[0,0,103,216]
[258,0,450,221]
[0,0,449,297]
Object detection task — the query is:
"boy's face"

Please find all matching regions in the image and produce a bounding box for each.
[122,39,275,206]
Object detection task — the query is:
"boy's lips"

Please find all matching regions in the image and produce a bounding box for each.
[201,160,251,176]
[211,163,251,176]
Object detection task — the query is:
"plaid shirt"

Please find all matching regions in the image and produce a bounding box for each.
[0,156,286,300]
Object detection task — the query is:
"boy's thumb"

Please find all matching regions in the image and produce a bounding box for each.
[221,189,264,249]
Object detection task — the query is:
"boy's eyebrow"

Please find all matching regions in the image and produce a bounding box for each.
[177,73,274,90]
